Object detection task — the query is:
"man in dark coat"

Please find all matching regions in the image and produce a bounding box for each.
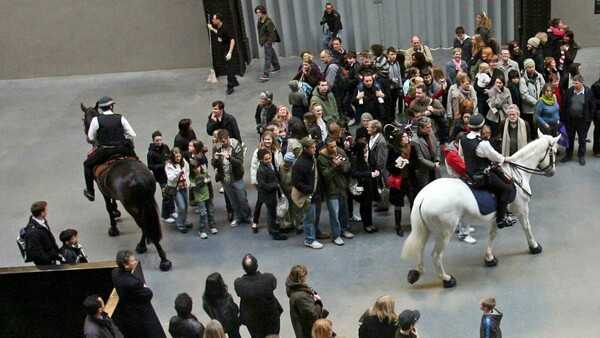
[169,292,205,338]
[83,295,124,338]
[206,100,242,143]
[111,250,166,338]
[254,91,277,135]
[561,75,596,165]
[319,2,343,48]
[24,201,60,266]
[147,130,176,222]
[234,254,283,338]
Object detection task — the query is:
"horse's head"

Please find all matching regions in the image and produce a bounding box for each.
[537,130,561,177]
[81,102,99,144]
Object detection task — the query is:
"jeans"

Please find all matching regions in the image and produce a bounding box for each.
[159,182,175,219]
[263,43,280,75]
[197,199,216,231]
[221,179,251,221]
[173,188,188,229]
[302,201,317,243]
[326,195,349,238]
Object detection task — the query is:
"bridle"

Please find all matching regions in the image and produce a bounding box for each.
[509,143,555,177]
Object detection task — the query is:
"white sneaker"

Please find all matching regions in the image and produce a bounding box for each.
[304,241,323,249]
[219,187,224,194]
[459,235,477,244]
[342,231,354,239]
[171,212,178,219]
[348,118,356,126]
[230,219,238,227]
[211,228,218,234]
[199,232,208,239]
[333,237,345,246]
[161,217,175,223]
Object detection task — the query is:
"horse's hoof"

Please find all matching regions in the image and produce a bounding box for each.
[112,210,121,218]
[136,244,147,254]
[484,257,498,267]
[108,227,119,237]
[443,275,457,288]
[529,243,542,254]
[159,260,172,271]
[407,270,420,284]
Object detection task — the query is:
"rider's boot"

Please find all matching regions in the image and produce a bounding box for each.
[83,173,95,202]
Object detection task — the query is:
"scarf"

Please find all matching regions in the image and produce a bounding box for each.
[501,118,528,157]
[453,59,463,73]
[538,94,556,107]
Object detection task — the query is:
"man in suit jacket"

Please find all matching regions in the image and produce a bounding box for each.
[411,116,440,194]
[25,201,60,266]
[234,254,283,338]
[111,250,166,338]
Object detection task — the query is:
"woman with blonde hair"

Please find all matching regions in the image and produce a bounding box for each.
[203,319,226,338]
[358,295,399,338]
[273,105,303,140]
[311,318,334,338]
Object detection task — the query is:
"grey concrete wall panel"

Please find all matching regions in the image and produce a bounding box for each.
[552,0,600,48]
[0,0,211,79]
[243,0,515,58]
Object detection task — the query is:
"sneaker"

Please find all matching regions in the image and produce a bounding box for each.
[349,216,362,222]
[459,235,477,244]
[271,67,282,73]
[230,219,239,227]
[83,189,95,202]
[342,231,354,239]
[260,73,270,81]
[211,228,218,234]
[455,226,475,234]
[333,237,344,246]
[219,187,224,193]
[177,226,188,233]
[304,241,323,249]
[171,212,178,219]
[161,217,175,223]
[316,232,331,240]
[199,232,208,239]
[348,118,356,126]
[226,88,234,95]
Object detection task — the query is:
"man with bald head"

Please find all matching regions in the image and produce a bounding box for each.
[404,35,434,68]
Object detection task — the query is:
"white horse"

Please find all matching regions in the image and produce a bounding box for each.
[401,132,560,288]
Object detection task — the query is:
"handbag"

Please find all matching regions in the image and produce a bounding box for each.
[162,171,183,196]
[299,77,313,97]
[387,174,403,189]
[276,189,289,218]
[557,122,569,148]
[291,159,318,209]
[348,177,363,196]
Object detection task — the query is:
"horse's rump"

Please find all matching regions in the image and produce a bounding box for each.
[93,155,138,179]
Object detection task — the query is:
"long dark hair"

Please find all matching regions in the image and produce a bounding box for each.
[203,272,230,307]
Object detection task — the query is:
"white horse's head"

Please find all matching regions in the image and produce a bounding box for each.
[536,130,561,177]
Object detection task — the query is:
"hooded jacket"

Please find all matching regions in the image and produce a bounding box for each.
[317,146,350,197]
[480,308,503,338]
[285,279,322,338]
[310,86,340,124]
[147,142,170,183]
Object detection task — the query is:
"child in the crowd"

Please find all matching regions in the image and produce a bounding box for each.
[278,152,301,233]
[288,80,309,120]
[58,229,88,264]
[188,139,209,209]
[356,53,384,105]
[303,112,324,150]
[480,295,503,338]
[476,62,492,88]
[189,159,217,239]
[255,149,287,240]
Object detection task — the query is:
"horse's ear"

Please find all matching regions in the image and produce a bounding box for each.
[537,128,544,139]
[81,103,86,112]
[552,134,561,145]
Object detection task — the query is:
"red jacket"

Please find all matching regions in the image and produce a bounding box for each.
[443,142,466,178]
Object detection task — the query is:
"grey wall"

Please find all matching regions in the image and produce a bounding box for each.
[552,0,600,48]
[0,0,211,79]
[243,0,516,59]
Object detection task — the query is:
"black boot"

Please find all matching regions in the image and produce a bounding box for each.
[395,209,404,237]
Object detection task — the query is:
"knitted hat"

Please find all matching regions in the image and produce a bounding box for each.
[399,309,421,330]
[527,37,540,48]
[283,152,296,163]
[59,229,78,243]
[523,58,535,69]
[361,112,373,121]
[468,113,485,129]
[97,96,114,108]
[300,136,315,148]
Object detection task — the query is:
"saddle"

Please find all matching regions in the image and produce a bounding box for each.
[93,155,138,178]
[463,179,517,215]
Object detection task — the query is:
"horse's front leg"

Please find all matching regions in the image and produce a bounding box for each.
[515,207,542,254]
[103,195,119,236]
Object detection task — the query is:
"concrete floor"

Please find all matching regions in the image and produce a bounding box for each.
[1,48,600,337]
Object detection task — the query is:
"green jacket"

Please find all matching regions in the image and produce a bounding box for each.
[257,17,277,45]
[189,171,211,202]
[317,147,350,197]
[310,87,339,125]
[285,279,322,338]
[278,164,294,195]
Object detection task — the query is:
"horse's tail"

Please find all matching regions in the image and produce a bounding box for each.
[401,193,430,264]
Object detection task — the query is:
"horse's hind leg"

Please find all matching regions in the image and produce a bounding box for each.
[153,241,172,271]
[111,199,121,218]
[431,232,456,288]
[136,232,147,254]
[103,195,119,236]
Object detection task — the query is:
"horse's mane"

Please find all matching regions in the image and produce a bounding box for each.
[510,135,551,163]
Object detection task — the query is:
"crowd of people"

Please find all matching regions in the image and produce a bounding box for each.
[18,3,600,337]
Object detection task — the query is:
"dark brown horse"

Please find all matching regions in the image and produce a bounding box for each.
[81,103,171,271]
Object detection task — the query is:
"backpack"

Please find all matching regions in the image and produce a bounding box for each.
[324,62,349,95]
[17,225,32,262]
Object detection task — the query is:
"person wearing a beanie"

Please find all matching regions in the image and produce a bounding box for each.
[526,37,545,75]
[519,58,546,138]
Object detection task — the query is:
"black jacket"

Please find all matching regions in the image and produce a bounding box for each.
[59,244,88,264]
[147,143,170,183]
[255,103,277,133]
[25,216,59,266]
[257,163,279,205]
[202,294,240,334]
[83,313,124,338]
[174,130,197,161]
[292,151,321,202]
[206,112,242,143]
[321,9,343,37]
[111,268,166,338]
[561,86,596,123]
[359,315,399,338]
[168,314,205,338]
[234,272,283,329]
